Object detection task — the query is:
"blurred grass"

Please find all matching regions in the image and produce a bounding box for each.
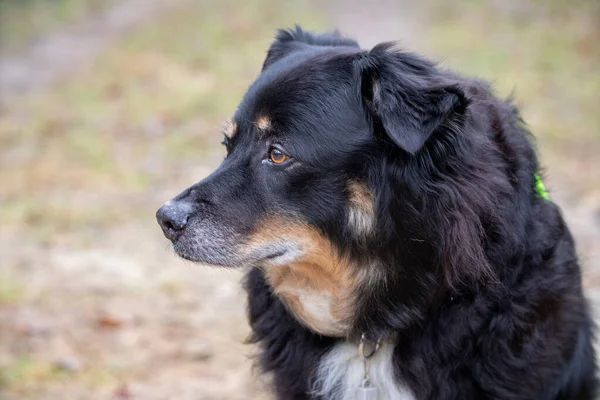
[0,271,24,305]
[0,0,118,53]
[0,0,327,244]
[0,355,116,396]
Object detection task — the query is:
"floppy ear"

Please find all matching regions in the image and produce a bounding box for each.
[359,43,468,154]
[262,25,359,71]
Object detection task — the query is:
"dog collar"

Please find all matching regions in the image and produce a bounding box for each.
[534,173,550,200]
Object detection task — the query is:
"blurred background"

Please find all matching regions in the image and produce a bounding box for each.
[0,0,598,398]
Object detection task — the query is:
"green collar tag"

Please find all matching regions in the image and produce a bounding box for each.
[534,173,550,200]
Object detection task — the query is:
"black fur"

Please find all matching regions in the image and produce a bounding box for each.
[244,28,597,399]
[157,26,597,399]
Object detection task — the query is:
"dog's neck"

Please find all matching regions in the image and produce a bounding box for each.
[312,333,416,400]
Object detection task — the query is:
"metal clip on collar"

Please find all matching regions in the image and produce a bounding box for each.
[357,333,381,400]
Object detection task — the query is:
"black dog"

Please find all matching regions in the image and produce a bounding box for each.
[157,27,597,399]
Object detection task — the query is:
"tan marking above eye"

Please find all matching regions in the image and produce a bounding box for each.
[256,115,271,131]
[223,118,237,139]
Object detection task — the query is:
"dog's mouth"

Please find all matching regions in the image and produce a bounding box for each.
[171,232,297,268]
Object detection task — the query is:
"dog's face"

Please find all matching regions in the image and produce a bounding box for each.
[159,49,373,264]
[157,28,497,337]
[158,42,375,335]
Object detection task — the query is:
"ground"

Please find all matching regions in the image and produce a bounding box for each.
[0,0,599,399]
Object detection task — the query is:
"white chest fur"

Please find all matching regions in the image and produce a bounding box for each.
[311,341,415,400]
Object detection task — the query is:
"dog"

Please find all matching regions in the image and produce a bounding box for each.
[156,26,597,399]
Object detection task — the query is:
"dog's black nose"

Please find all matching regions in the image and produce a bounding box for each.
[156,201,191,241]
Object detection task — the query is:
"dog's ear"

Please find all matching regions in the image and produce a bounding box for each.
[262,25,359,71]
[359,43,468,155]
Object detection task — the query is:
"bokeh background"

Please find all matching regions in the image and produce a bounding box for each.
[0,0,598,399]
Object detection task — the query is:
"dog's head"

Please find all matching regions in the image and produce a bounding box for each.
[157,27,524,337]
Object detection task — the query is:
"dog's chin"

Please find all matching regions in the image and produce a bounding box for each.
[172,240,240,268]
[172,238,297,269]
[176,252,237,268]
[171,239,289,268]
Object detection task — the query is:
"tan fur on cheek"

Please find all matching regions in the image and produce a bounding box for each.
[245,220,357,336]
[347,181,375,238]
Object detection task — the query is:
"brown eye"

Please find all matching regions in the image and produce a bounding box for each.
[269,147,290,164]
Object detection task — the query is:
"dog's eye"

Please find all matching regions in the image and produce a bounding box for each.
[268,147,290,165]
